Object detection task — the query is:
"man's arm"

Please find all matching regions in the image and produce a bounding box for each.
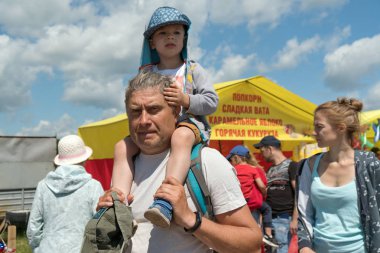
[156,177,262,253]
[195,205,262,253]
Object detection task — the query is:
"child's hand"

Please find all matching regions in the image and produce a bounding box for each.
[164,83,190,109]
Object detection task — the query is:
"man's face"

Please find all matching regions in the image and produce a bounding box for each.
[259,146,272,162]
[127,87,178,154]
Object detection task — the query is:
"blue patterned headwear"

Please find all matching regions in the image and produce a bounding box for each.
[140,6,191,68]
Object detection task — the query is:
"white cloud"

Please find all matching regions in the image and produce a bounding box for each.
[364,81,380,110]
[101,108,124,119]
[0,0,100,38]
[30,11,144,78]
[256,26,350,72]
[323,26,351,51]
[209,0,293,29]
[0,5,144,112]
[324,34,380,90]
[17,113,77,138]
[299,0,348,11]
[0,35,52,112]
[207,49,256,83]
[273,36,321,69]
[63,77,125,109]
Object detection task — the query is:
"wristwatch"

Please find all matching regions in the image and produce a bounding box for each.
[184,211,202,233]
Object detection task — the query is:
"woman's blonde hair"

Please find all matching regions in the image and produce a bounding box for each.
[243,151,263,169]
[315,97,363,142]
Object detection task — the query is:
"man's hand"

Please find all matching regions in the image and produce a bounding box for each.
[96,187,133,211]
[163,83,190,109]
[290,217,298,235]
[153,176,196,229]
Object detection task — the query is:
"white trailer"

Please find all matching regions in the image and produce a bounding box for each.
[0,136,57,227]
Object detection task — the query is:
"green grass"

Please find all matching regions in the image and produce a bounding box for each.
[1,228,32,253]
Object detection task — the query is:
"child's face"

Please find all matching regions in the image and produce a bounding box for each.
[150,24,185,60]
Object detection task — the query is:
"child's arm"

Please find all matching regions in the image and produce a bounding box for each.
[111,137,139,203]
[254,177,267,198]
[163,82,190,109]
[186,62,218,115]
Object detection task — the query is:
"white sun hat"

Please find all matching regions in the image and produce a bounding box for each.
[54,135,93,166]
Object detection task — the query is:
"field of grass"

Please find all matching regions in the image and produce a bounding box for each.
[1,228,32,253]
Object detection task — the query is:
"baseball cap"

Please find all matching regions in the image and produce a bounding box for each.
[81,192,137,253]
[253,136,281,149]
[226,145,250,160]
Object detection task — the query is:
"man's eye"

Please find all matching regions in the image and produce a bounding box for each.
[149,107,160,114]
[130,110,141,116]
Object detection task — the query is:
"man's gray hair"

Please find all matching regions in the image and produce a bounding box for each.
[124,71,174,106]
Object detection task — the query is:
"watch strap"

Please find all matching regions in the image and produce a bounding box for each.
[184,211,202,233]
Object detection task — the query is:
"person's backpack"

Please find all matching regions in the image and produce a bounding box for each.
[186,143,214,220]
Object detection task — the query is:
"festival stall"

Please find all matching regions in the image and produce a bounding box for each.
[78,75,317,189]
[358,109,380,149]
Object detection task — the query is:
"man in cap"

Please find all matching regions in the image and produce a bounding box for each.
[254,136,298,253]
[97,71,262,252]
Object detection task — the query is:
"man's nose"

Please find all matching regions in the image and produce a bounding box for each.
[139,110,150,125]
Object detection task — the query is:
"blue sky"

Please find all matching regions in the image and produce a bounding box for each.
[0,0,379,138]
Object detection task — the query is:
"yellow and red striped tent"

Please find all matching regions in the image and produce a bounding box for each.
[78,75,317,189]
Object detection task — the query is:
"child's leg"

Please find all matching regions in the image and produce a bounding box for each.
[166,126,196,182]
[260,201,274,236]
[261,201,279,248]
[144,124,199,228]
[111,136,140,205]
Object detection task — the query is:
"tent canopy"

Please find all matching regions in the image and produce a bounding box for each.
[359,109,380,140]
[79,75,317,160]
[210,76,316,141]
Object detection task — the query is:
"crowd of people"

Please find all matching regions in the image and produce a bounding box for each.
[25,5,379,253]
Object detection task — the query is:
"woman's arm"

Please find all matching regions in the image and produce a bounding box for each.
[297,158,315,251]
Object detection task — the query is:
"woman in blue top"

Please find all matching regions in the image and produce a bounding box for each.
[297,97,380,253]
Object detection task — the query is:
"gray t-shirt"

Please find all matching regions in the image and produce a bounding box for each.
[266,159,297,215]
[127,147,245,253]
